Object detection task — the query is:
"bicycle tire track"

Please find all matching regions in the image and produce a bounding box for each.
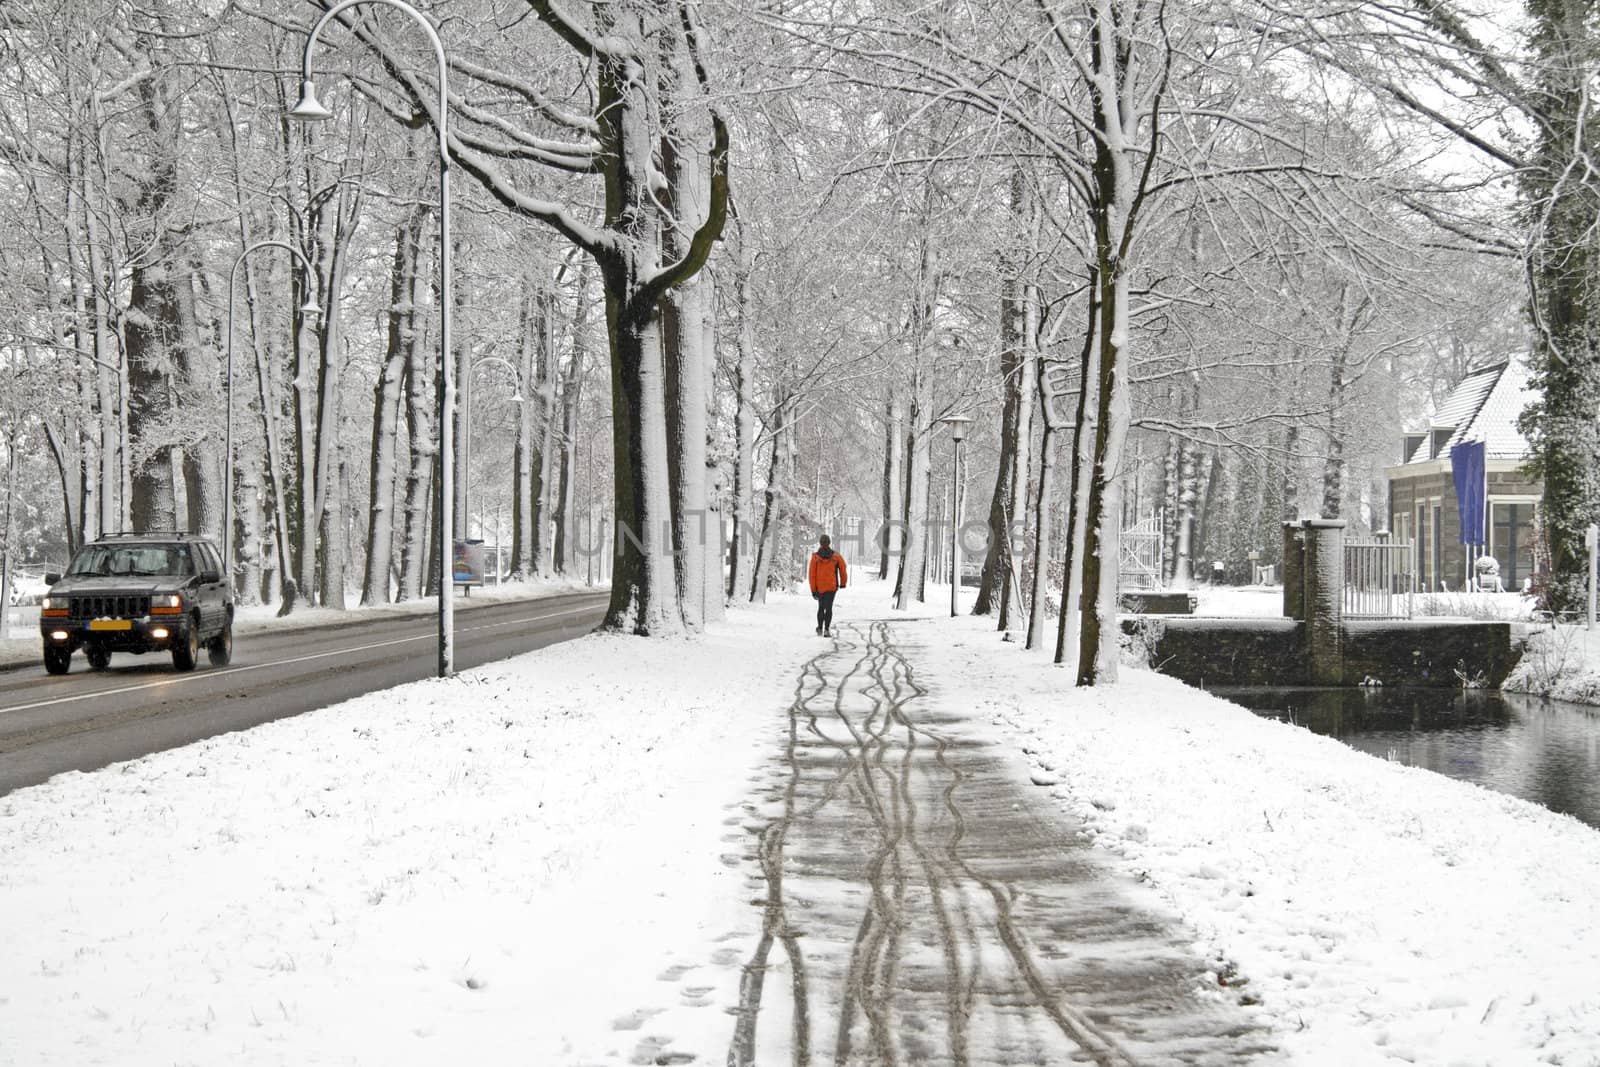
[729,619,1277,1067]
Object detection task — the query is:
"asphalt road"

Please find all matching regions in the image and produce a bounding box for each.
[0,590,609,796]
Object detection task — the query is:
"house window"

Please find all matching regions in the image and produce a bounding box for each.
[1417,502,1430,589]
[1431,428,1454,459]
[1431,503,1444,591]
[1491,503,1536,588]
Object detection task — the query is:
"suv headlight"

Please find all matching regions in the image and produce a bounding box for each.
[41,595,69,616]
[151,594,184,614]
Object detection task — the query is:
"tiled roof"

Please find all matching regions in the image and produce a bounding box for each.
[1406,358,1535,464]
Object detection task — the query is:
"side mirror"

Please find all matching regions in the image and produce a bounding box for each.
[44,573,60,585]
[201,570,222,585]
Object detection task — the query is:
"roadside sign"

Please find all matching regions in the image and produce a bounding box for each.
[453,540,485,586]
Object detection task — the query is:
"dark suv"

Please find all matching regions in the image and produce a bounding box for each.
[39,533,234,675]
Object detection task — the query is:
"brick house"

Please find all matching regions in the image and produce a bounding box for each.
[1386,359,1543,592]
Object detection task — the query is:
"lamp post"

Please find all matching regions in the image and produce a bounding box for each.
[940,414,972,617]
[224,242,319,586]
[290,0,456,676]
[462,354,524,537]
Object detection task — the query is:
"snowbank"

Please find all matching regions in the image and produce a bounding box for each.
[0,596,796,1066]
[927,613,1600,1066]
[1194,584,1283,617]
[1504,622,1600,706]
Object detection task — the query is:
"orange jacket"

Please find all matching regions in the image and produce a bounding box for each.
[809,549,847,594]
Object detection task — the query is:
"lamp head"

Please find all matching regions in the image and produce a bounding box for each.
[941,414,973,442]
[299,295,321,316]
[289,80,335,122]
[511,391,526,404]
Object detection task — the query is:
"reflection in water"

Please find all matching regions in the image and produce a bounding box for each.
[1214,686,1600,831]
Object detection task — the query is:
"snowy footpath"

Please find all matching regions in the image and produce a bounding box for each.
[2,581,1599,1065]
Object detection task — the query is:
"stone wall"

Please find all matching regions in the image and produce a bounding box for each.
[1125,618,1306,687]
[1120,591,1197,615]
[1342,621,1517,688]
[1123,516,1520,689]
[1124,618,1518,689]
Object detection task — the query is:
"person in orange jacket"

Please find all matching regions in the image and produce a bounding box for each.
[808,534,848,637]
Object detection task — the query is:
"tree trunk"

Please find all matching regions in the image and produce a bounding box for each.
[1172,433,1198,590]
[123,57,185,533]
[363,205,425,605]
[604,292,680,631]
[442,1,728,634]
[975,277,1029,615]
[321,443,348,610]
[877,396,904,581]
[1282,421,1301,522]
[293,170,361,607]
[749,402,788,604]
[452,239,470,537]
[239,464,262,605]
[727,236,758,600]
[895,405,932,609]
[511,285,538,578]
[398,273,437,602]
[1026,424,1058,651]
[976,167,1037,619]
[532,288,559,578]
[1323,328,1348,520]
[553,319,586,575]
[1053,287,1100,664]
[1517,0,1600,611]
[662,64,715,630]
[1076,267,1134,686]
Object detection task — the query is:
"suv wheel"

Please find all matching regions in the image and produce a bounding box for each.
[86,648,111,671]
[172,624,199,672]
[208,621,233,667]
[43,644,71,676]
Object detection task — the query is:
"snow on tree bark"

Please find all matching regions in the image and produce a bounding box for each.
[976,175,1037,621]
[727,232,758,601]
[363,203,426,605]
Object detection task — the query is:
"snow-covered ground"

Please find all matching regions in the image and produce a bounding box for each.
[1193,584,1283,617]
[1190,585,1537,622]
[3,580,1600,1065]
[0,589,786,1066]
[943,618,1600,1066]
[1505,621,1600,706]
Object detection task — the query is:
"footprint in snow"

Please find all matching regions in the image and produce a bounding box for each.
[611,1007,663,1032]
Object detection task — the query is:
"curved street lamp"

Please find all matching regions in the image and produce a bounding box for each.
[290,0,456,677]
[224,241,319,589]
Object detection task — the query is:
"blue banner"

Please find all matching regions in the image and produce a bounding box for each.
[1451,439,1487,546]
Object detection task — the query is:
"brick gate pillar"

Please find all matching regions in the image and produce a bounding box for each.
[1302,518,1347,684]
[1282,522,1307,621]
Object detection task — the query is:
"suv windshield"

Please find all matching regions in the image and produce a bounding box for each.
[66,544,194,579]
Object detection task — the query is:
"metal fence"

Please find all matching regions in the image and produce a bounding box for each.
[1119,510,1165,590]
[1344,539,1415,619]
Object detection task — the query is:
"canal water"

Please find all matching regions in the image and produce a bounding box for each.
[1212,686,1600,831]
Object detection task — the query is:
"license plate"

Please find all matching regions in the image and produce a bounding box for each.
[88,619,132,632]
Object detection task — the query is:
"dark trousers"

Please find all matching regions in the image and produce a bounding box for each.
[816,590,836,630]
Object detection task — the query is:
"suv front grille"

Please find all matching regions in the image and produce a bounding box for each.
[69,595,151,621]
